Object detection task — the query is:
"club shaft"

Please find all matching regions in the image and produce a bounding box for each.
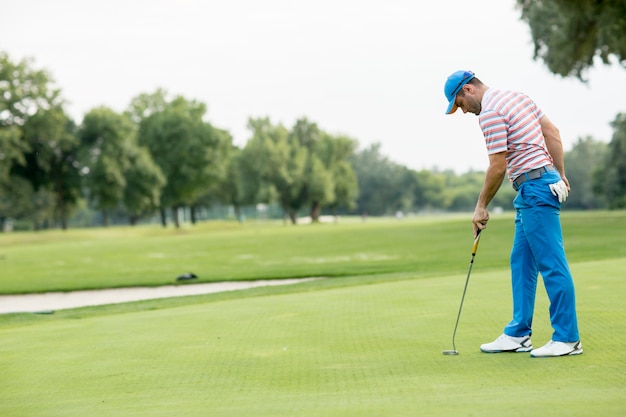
[449,230,481,352]
[450,255,475,351]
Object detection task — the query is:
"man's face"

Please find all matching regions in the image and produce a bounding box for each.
[455,86,481,115]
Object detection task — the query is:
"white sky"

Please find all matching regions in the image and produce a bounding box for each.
[1,0,624,173]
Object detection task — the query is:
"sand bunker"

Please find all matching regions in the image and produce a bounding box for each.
[0,278,320,314]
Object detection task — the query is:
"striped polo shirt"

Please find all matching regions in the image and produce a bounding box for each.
[479,88,553,181]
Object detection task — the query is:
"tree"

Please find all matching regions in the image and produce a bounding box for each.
[79,107,137,226]
[316,134,359,220]
[0,179,57,230]
[564,136,608,209]
[138,96,228,227]
[242,117,306,224]
[327,160,359,218]
[0,126,23,186]
[0,52,60,170]
[125,88,168,124]
[186,127,233,224]
[516,0,626,80]
[351,143,414,216]
[593,113,626,208]
[204,144,249,222]
[289,118,332,222]
[0,52,61,126]
[123,145,166,225]
[241,118,359,224]
[236,140,272,213]
[413,170,446,211]
[19,106,82,229]
[1,51,69,229]
[306,155,334,221]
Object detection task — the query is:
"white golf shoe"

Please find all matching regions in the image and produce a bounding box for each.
[530,340,583,357]
[480,333,533,353]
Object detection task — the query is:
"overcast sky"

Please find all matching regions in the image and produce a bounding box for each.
[1,0,624,173]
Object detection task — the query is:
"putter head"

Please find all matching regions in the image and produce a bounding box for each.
[442,350,458,355]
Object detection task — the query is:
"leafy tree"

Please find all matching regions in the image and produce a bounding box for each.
[202,144,246,222]
[564,136,608,209]
[242,118,359,223]
[435,170,476,212]
[125,88,168,124]
[593,113,626,208]
[449,189,477,212]
[236,139,271,211]
[413,170,446,211]
[187,127,233,224]
[0,126,23,186]
[516,0,626,80]
[0,52,60,182]
[0,52,61,126]
[80,107,137,226]
[1,51,70,229]
[138,96,228,227]
[307,155,334,220]
[317,134,359,219]
[327,159,359,218]
[19,106,82,229]
[123,145,166,225]
[0,178,36,228]
[289,118,333,222]
[351,143,414,216]
[243,117,306,224]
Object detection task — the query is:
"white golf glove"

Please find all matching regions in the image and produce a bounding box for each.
[549,180,568,203]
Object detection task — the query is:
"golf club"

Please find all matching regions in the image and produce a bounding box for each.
[443,229,482,355]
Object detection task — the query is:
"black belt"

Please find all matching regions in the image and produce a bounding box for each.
[512,165,555,191]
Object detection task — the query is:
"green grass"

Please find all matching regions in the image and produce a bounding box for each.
[1,211,625,416]
[1,211,625,294]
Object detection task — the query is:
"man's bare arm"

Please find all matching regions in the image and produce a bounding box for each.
[540,115,570,190]
[472,151,507,236]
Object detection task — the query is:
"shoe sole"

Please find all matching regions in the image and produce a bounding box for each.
[480,346,533,353]
[480,337,533,353]
[530,342,583,358]
[530,348,583,358]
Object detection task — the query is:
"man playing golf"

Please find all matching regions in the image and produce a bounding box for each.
[443,70,582,357]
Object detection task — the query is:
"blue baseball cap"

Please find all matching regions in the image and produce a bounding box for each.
[444,70,475,114]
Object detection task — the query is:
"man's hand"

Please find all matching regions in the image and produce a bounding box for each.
[472,206,489,237]
[549,180,569,203]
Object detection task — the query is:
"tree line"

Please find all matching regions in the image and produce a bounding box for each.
[1,51,625,231]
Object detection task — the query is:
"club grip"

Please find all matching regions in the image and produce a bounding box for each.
[472,229,482,256]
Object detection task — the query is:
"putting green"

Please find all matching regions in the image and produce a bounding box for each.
[1,258,625,416]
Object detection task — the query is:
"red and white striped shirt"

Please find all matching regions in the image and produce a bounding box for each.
[479,88,552,181]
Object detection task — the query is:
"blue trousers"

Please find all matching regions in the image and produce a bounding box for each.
[504,170,580,342]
